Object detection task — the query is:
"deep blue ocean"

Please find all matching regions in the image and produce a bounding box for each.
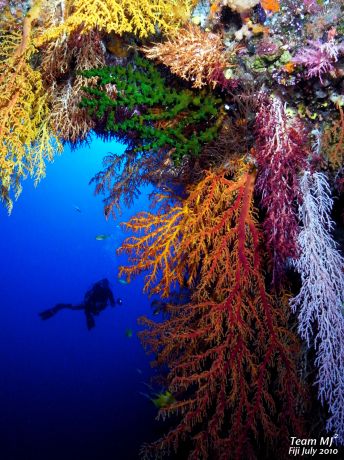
[0,136,161,460]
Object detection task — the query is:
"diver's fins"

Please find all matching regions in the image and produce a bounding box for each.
[39,309,56,320]
[38,304,73,320]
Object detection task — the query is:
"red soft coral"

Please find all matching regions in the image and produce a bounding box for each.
[136,167,305,460]
[253,94,309,286]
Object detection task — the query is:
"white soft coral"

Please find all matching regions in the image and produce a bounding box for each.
[290,171,344,443]
[222,0,259,13]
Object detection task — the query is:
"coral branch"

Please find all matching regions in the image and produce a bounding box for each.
[142,24,235,89]
[290,171,344,442]
[48,30,106,143]
[0,4,61,212]
[81,57,223,165]
[118,195,188,297]
[36,0,194,45]
[292,38,343,84]
[322,105,344,170]
[253,94,309,285]
[120,166,305,458]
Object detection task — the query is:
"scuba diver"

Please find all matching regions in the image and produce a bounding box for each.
[39,278,115,330]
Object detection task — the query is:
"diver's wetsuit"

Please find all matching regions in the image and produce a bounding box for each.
[39,279,115,330]
[83,279,115,329]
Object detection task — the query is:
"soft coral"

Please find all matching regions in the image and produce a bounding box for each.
[292,38,342,84]
[253,94,309,285]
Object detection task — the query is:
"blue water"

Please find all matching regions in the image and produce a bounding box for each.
[0,136,160,460]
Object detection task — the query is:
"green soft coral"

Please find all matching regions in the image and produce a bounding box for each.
[80,57,223,164]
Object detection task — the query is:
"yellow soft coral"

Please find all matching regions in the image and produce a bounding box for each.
[36,0,195,45]
[0,2,61,212]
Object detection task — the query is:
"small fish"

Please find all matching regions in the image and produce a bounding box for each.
[136,368,143,375]
[125,328,133,338]
[151,391,176,409]
[118,278,129,285]
[74,206,82,213]
[117,298,123,305]
[95,234,111,241]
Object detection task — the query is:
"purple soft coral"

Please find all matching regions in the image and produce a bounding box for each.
[302,0,322,14]
[292,39,342,84]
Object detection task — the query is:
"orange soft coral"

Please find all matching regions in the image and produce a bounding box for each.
[261,0,280,13]
[142,24,234,89]
[120,165,305,459]
[322,105,344,169]
[118,195,188,297]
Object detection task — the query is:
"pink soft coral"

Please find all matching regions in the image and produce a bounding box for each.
[292,39,342,83]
